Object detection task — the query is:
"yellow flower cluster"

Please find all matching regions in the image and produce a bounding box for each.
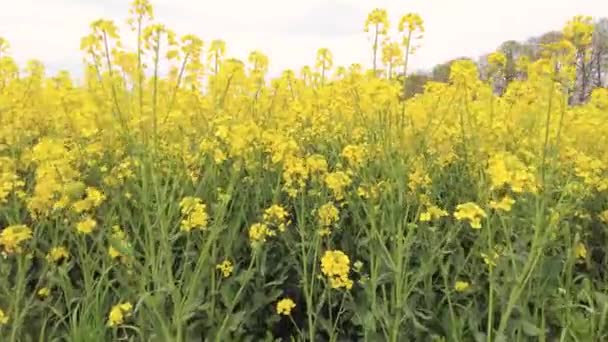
[454,281,470,292]
[216,259,234,278]
[0,308,8,325]
[249,204,291,244]
[46,246,70,263]
[179,196,209,231]
[489,196,516,212]
[249,223,274,243]
[487,153,537,194]
[0,3,605,338]
[108,302,133,327]
[262,204,290,232]
[420,205,448,222]
[454,203,487,229]
[276,298,296,316]
[321,250,353,290]
[341,144,367,168]
[0,224,32,254]
[76,217,97,234]
[317,202,340,236]
[324,172,352,201]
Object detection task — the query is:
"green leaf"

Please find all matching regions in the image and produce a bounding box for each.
[519,319,543,337]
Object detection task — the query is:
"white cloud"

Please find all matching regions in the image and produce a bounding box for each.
[1,0,607,76]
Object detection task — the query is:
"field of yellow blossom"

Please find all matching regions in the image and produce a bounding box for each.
[0,2,607,341]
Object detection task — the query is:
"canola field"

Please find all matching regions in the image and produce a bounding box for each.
[0,2,607,341]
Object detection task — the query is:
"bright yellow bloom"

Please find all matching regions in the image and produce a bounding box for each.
[454,202,487,229]
[317,202,339,227]
[487,153,537,194]
[321,250,353,290]
[76,217,97,234]
[306,154,328,174]
[216,259,234,278]
[263,204,290,232]
[72,187,105,213]
[454,281,470,292]
[37,287,51,299]
[108,302,133,327]
[47,246,70,263]
[364,8,389,34]
[276,298,296,316]
[248,223,274,243]
[398,13,424,34]
[488,51,507,69]
[324,171,352,200]
[0,308,8,325]
[419,205,448,222]
[599,210,608,224]
[341,144,367,167]
[180,196,209,231]
[489,196,515,212]
[0,224,33,254]
[575,242,587,260]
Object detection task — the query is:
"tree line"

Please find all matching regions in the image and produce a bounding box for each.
[401,17,608,103]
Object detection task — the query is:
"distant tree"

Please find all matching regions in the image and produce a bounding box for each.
[403,72,432,99]
[498,40,526,83]
[591,18,608,88]
[563,15,595,103]
[431,57,473,83]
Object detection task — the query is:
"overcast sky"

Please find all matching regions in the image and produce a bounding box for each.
[1,0,607,76]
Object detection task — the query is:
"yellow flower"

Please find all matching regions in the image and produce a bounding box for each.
[487,153,537,194]
[0,308,8,325]
[599,210,608,223]
[306,154,328,174]
[72,187,105,213]
[108,225,132,265]
[37,287,51,299]
[180,196,209,231]
[488,51,507,69]
[454,202,487,229]
[263,204,290,232]
[341,144,367,167]
[364,8,390,35]
[324,171,352,200]
[321,250,353,290]
[454,281,470,292]
[108,246,121,259]
[216,259,234,278]
[318,227,331,237]
[489,196,515,212]
[575,242,587,260]
[76,217,97,234]
[276,298,296,316]
[317,202,339,227]
[419,212,432,222]
[108,302,133,327]
[398,13,424,34]
[46,246,70,263]
[419,205,448,222]
[248,223,274,243]
[0,224,33,254]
